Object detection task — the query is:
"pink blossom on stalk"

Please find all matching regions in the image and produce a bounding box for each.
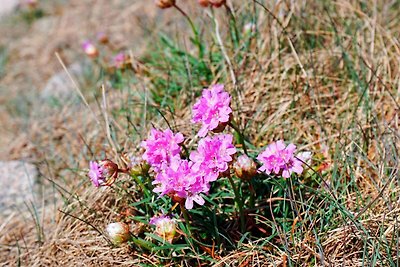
[192,84,232,137]
[257,140,310,178]
[112,52,126,69]
[152,157,207,210]
[141,128,184,171]
[190,134,237,182]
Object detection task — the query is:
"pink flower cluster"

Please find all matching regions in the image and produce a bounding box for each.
[142,128,236,209]
[192,84,232,137]
[257,140,310,178]
[141,129,184,172]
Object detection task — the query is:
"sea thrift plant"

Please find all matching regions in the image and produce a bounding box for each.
[88,159,119,187]
[192,84,232,137]
[257,140,310,178]
[150,215,177,243]
[141,128,184,171]
[190,134,237,182]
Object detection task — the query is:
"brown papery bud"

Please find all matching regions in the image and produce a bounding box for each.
[155,0,175,9]
[209,0,226,7]
[198,0,209,7]
[233,154,257,181]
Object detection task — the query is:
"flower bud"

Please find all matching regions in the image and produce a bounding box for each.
[82,41,98,58]
[96,32,109,44]
[209,0,225,7]
[149,215,176,243]
[106,222,130,245]
[88,159,119,187]
[129,156,150,177]
[233,154,257,180]
[25,0,38,8]
[155,0,175,9]
[198,0,209,7]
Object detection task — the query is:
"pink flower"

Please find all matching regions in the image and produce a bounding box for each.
[82,41,98,58]
[113,52,126,69]
[141,128,184,171]
[257,140,309,178]
[190,134,236,182]
[192,84,232,137]
[152,157,207,209]
[88,159,119,187]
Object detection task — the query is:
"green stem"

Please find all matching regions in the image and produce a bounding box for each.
[173,4,203,58]
[228,121,248,155]
[249,180,255,209]
[180,202,192,235]
[131,174,151,198]
[228,176,245,233]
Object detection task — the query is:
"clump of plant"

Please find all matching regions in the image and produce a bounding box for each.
[88,83,311,260]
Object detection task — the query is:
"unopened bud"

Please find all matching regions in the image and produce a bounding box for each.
[82,41,98,58]
[233,154,257,180]
[209,0,225,7]
[96,32,109,44]
[88,159,119,187]
[25,0,38,8]
[150,215,176,243]
[129,156,150,176]
[106,222,130,245]
[155,0,175,9]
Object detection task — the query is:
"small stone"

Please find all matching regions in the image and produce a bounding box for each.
[40,62,86,102]
[0,160,40,217]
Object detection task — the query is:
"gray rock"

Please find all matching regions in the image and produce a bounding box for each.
[40,62,86,103]
[0,0,19,18]
[0,160,40,217]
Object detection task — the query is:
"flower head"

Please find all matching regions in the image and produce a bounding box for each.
[150,215,177,243]
[82,40,98,58]
[192,84,232,137]
[106,222,130,245]
[233,154,257,180]
[112,52,128,69]
[141,128,184,171]
[88,159,119,187]
[257,140,310,178]
[152,157,207,209]
[190,134,236,182]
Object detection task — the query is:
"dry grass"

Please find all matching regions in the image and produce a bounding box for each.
[0,0,399,266]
